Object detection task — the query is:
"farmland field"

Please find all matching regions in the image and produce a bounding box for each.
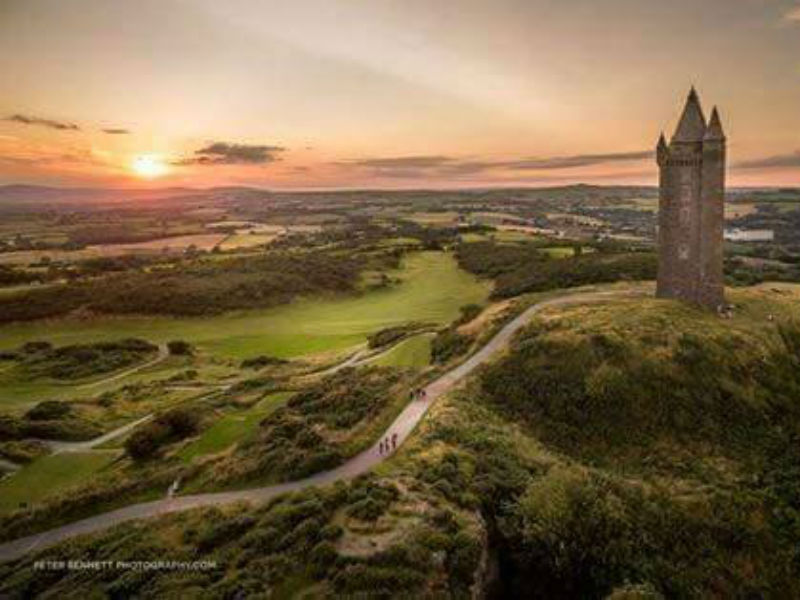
[0,233,227,265]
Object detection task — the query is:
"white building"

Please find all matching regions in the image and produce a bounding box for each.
[723,228,774,243]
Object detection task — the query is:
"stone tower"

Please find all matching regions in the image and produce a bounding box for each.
[656,88,726,309]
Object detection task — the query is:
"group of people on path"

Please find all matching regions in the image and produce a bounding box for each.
[379,433,398,455]
[410,387,427,401]
[378,387,429,456]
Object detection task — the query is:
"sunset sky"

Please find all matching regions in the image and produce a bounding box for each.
[1,0,798,189]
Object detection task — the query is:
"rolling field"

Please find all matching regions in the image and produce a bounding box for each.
[0,233,227,265]
[0,451,117,515]
[0,252,491,361]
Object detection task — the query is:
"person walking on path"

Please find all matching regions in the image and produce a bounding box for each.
[392,433,397,450]
[379,440,384,454]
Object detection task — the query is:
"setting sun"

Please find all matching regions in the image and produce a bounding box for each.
[132,154,168,179]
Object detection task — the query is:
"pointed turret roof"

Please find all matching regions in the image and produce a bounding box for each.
[657,132,667,150]
[704,106,725,141]
[671,87,707,143]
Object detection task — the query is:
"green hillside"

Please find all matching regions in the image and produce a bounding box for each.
[2,285,799,598]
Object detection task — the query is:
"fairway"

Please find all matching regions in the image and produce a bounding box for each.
[178,392,293,462]
[373,333,433,368]
[0,451,117,515]
[0,252,491,360]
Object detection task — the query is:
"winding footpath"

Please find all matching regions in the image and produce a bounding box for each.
[0,289,636,564]
[77,344,169,391]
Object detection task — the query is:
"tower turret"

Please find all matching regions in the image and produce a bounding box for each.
[671,87,707,143]
[704,107,725,141]
[656,132,668,166]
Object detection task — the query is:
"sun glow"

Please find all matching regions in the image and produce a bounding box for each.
[132,154,168,179]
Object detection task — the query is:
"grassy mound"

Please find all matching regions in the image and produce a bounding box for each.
[197,366,412,487]
[17,339,158,381]
[479,286,800,470]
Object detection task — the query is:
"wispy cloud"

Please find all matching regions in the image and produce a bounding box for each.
[496,150,653,171]
[346,156,453,169]
[736,151,800,169]
[174,142,286,166]
[337,150,652,178]
[784,5,800,23]
[4,114,80,131]
[102,128,130,135]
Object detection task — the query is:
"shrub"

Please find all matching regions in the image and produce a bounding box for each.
[166,340,193,356]
[367,323,430,349]
[240,355,288,369]
[0,440,49,463]
[455,303,482,326]
[125,422,170,461]
[20,341,52,354]
[431,329,472,364]
[125,407,200,461]
[20,339,158,380]
[25,400,71,421]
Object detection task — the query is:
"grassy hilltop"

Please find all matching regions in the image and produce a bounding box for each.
[3,284,800,598]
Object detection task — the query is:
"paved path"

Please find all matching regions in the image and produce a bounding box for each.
[0,457,20,472]
[39,414,155,454]
[0,289,635,563]
[77,344,169,390]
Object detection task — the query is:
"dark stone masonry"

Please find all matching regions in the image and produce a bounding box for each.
[656,88,726,310]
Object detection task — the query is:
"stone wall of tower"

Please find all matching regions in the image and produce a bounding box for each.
[698,137,725,307]
[656,90,726,310]
[657,142,705,303]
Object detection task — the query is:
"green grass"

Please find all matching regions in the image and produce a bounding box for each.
[459,233,488,243]
[373,333,433,368]
[0,451,117,514]
[539,246,595,258]
[0,355,193,410]
[218,233,276,250]
[540,246,575,258]
[407,211,459,226]
[493,230,537,243]
[0,252,490,361]
[178,392,293,462]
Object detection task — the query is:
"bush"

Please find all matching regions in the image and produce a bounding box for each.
[166,340,193,356]
[20,339,158,380]
[125,407,200,461]
[455,303,482,326]
[125,422,170,461]
[0,440,49,463]
[431,329,473,364]
[20,341,53,354]
[25,400,71,421]
[367,323,429,349]
[240,355,288,369]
